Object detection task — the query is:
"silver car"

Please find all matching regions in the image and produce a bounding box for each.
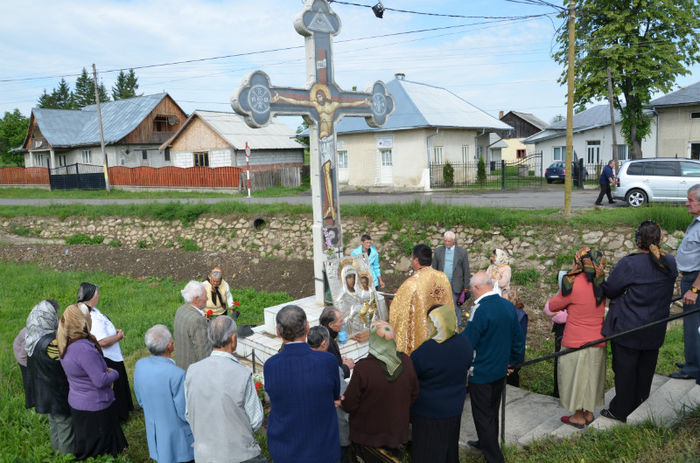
[614,158,700,207]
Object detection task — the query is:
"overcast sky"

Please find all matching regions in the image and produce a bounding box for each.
[1,0,699,130]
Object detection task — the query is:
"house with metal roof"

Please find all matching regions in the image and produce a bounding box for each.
[19,93,187,169]
[649,80,700,159]
[498,110,547,162]
[334,74,512,190]
[523,104,657,170]
[159,110,305,169]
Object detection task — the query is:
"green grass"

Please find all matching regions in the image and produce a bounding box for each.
[0,200,691,232]
[65,233,104,245]
[0,261,291,462]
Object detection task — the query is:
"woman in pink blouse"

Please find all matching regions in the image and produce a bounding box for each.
[548,247,607,428]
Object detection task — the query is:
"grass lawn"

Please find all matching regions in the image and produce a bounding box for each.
[1,260,697,462]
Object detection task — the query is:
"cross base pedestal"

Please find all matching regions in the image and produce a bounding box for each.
[236,295,369,366]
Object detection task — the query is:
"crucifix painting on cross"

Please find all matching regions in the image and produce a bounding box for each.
[231,0,394,302]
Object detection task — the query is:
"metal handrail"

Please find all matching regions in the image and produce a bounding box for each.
[500,295,697,446]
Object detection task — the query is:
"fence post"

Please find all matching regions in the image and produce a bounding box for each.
[75,164,80,189]
[578,158,584,190]
[501,160,506,190]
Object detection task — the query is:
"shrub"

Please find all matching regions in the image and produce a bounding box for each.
[107,239,121,248]
[65,233,103,245]
[443,162,454,187]
[477,157,487,185]
[179,238,201,252]
[137,240,148,249]
[512,268,541,288]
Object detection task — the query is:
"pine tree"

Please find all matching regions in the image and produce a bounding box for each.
[37,89,57,109]
[112,69,140,100]
[477,156,487,186]
[53,78,76,109]
[73,68,110,107]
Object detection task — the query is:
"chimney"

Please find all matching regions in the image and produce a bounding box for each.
[395,73,405,80]
[499,110,504,119]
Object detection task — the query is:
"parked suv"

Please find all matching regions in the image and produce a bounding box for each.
[614,158,700,207]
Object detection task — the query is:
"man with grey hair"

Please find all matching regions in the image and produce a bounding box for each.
[173,280,212,370]
[432,230,471,328]
[462,271,524,463]
[670,184,700,381]
[319,306,354,378]
[134,325,194,463]
[186,316,265,463]
[264,305,341,463]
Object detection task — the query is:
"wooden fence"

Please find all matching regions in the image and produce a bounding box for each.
[238,166,301,192]
[0,167,50,185]
[108,166,243,188]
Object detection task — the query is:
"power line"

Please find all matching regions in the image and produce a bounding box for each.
[329,0,562,18]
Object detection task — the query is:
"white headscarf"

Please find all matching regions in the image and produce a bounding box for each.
[24,300,59,357]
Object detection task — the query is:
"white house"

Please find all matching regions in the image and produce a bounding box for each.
[649,80,700,159]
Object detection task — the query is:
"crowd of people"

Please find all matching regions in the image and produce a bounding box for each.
[11,184,700,463]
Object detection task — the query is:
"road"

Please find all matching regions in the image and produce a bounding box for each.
[0,186,625,210]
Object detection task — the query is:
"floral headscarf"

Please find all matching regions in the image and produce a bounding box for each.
[427,304,457,343]
[562,247,606,306]
[369,320,403,382]
[492,248,511,266]
[25,300,60,357]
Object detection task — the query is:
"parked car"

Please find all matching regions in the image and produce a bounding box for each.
[614,158,700,207]
[545,161,588,184]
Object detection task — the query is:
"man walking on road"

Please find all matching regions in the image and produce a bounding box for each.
[595,160,616,206]
[670,184,700,381]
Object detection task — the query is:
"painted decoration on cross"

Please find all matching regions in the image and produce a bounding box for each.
[231,0,394,301]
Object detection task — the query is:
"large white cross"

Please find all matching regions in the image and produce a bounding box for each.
[232,0,394,303]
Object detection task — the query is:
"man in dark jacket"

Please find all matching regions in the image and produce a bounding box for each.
[432,230,470,328]
[320,307,354,378]
[595,160,616,205]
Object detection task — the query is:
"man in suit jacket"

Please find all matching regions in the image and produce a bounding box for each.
[264,305,341,463]
[432,230,470,327]
[173,280,212,370]
[133,324,194,463]
[463,272,525,463]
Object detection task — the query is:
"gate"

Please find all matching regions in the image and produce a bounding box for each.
[429,151,543,189]
[49,163,106,190]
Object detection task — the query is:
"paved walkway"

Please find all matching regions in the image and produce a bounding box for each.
[0,186,625,210]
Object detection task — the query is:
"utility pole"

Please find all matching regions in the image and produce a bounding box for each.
[92,63,110,192]
[606,67,619,172]
[564,0,575,214]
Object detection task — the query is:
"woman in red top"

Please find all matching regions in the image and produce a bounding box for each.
[548,247,607,428]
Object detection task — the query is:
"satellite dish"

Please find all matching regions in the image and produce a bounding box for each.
[167,116,179,125]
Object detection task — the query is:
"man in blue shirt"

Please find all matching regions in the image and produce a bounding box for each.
[350,234,385,289]
[595,160,616,205]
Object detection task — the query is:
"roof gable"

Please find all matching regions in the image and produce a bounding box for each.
[336,78,512,134]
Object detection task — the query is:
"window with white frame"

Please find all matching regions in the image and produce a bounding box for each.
[476,145,484,158]
[616,144,628,161]
[338,150,348,169]
[58,155,67,166]
[381,149,392,166]
[461,145,469,164]
[81,150,92,164]
[433,146,443,164]
[553,146,566,161]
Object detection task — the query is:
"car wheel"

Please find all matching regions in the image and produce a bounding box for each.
[626,189,647,207]
[546,178,552,184]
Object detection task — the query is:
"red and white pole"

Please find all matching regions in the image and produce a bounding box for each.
[245,142,251,198]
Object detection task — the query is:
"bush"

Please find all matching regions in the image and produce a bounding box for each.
[179,238,201,251]
[512,268,541,288]
[10,225,38,237]
[477,157,487,185]
[65,233,103,245]
[107,239,121,248]
[443,162,454,187]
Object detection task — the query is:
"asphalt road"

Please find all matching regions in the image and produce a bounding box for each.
[0,185,626,210]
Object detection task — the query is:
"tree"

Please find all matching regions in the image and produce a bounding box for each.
[37,78,76,109]
[443,161,454,187]
[550,114,565,124]
[477,156,487,186]
[73,68,110,107]
[0,109,29,166]
[554,0,700,158]
[112,69,140,100]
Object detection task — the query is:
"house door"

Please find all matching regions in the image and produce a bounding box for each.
[379,149,393,185]
[691,143,700,160]
[587,141,600,164]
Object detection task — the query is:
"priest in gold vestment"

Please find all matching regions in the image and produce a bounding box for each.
[389,244,455,355]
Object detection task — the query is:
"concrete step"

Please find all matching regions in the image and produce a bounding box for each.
[626,378,697,426]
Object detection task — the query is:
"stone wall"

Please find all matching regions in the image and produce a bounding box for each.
[0,214,686,277]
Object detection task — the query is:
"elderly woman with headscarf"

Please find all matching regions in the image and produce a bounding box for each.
[58,303,127,459]
[25,299,74,454]
[77,282,133,422]
[486,248,512,295]
[547,248,607,428]
[410,304,473,463]
[600,221,677,423]
[341,321,419,463]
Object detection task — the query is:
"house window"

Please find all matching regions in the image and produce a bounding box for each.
[81,150,92,164]
[691,112,700,119]
[476,145,484,158]
[153,115,175,132]
[338,150,348,169]
[58,155,67,166]
[516,149,526,159]
[616,144,628,161]
[553,146,565,161]
[142,150,148,160]
[193,151,209,167]
[381,149,392,166]
[164,149,170,162]
[461,145,469,164]
[587,141,601,164]
[433,146,443,164]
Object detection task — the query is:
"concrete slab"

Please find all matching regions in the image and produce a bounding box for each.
[263,295,321,334]
[627,378,697,426]
[518,402,578,446]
